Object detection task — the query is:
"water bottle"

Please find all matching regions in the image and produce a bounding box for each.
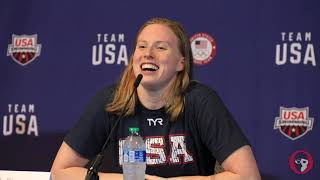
[122,127,146,180]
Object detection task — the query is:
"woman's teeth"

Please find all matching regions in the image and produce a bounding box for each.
[141,63,159,71]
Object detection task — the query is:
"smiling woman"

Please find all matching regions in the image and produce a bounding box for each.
[51,18,261,180]
[132,24,185,93]
[107,18,192,121]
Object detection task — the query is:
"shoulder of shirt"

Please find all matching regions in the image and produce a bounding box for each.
[185,80,219,99]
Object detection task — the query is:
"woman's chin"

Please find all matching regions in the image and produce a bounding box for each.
[140,81,158,89]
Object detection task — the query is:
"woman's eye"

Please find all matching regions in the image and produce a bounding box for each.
[157,46,167,50]
[138,45,146,49]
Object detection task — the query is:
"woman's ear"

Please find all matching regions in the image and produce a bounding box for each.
[176,57,185,72]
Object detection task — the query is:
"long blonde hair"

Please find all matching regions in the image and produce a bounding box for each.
[106,18,193,121]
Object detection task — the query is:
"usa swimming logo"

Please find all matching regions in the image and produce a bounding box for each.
[7,34,42,66]
[274,107,314,140]
[190,33,216,65]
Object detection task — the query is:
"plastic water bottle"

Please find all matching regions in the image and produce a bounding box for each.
[122,127,146,180]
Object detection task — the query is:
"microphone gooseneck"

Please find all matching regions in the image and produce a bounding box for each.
[85,74,143,180]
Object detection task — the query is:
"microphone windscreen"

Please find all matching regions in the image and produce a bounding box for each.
[134,74,143,88]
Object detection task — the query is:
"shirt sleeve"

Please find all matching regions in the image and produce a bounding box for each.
[64,86,114,159]
[194,87,250,164]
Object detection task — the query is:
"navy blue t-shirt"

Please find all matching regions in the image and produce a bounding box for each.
[64,81,249,177]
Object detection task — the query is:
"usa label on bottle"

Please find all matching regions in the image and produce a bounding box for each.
[124,150,146,163]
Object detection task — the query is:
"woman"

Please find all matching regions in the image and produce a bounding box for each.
[51,18,261,180]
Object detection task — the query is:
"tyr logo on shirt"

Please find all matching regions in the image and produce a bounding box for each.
[118,135,194,166]
[147,118,163,126]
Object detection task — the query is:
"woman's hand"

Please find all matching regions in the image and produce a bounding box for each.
[145,174,168,180]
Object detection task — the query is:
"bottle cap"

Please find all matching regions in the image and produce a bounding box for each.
[129,127,139,133]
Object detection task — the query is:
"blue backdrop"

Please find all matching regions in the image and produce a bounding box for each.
[1,0,319,179]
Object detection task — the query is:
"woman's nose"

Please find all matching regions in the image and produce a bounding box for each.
[143,47,154,59]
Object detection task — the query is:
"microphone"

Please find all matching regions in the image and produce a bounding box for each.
[85,74,143,180]
[134,74,143,88]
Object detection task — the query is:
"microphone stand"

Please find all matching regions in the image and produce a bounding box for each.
[85,74,143,180]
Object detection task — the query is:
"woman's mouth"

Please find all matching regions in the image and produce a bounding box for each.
[141,63,159,71]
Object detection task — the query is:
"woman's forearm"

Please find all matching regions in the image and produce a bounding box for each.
[167,172,242,180]
[168,171,259,180]
[51,167,123,180]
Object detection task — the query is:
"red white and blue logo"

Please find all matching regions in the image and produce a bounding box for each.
[190,33,216,65]
[274,107,314,140]
[289,150,314,174]
[7,34,42,66]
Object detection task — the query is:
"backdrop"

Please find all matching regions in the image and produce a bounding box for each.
[0,0,319,179]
